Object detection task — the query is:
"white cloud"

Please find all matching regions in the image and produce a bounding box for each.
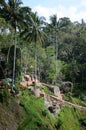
[33,5,56,21]
[33,4,86,22]
[80,0,86,7]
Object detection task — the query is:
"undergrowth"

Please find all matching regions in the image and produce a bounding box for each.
[57,106,84,130]
[18,90,57,130]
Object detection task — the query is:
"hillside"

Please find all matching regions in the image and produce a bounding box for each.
[0,80,86,130]
[0,1,86,130]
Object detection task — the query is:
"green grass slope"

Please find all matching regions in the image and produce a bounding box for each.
[18,90,57,130]
[0,87,86,130]
[57,106,84,130]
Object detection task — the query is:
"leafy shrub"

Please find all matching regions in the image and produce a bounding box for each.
[18,91,57,130]
[57,106,83,130]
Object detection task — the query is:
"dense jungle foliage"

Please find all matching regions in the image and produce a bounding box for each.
[0,0,86,130]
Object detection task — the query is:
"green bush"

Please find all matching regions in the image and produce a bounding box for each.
[56,106,83,130]
[18,91,57,130]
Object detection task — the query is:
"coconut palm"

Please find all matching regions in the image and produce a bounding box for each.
[49,14,58,85]
[0,0,31,89]
[21,12,47,87]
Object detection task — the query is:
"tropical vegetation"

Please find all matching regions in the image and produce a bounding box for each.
[0,0,86,130]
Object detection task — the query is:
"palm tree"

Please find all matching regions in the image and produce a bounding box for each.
[49,14,58,85]
[21,12,47,87]
[0,0,31,89]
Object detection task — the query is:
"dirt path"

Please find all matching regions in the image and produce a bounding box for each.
[42,83,86,110]
[20,80,86,110]
[48,94,86,110]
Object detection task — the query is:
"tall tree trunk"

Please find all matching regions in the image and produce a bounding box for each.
[7,47,11,64]
[24,54,28,74]
[53,29,58,85]
[55,21,58,85]
[34,35,37,88]
[12,29,17,90]
[55,32,58,85]
[6,47,11,77]
[20,48,22,75]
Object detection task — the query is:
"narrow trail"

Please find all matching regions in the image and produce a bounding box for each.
[47,94,86,110]
[1,75,86,110]
[42,83,86,110]
[19,77,86,110]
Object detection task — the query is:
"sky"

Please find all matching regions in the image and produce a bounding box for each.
[22,0,86,22]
